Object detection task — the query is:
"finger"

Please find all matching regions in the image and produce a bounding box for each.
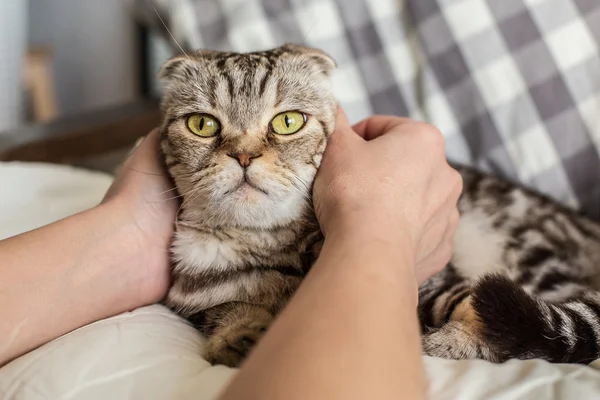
[416,207,451,264]
[416,184,460,265]
[424,164,462,222]
[351,117,368,132]
[123,128,165,175]
[450,167,464,206]
[107,128,169,201]
[415,243,452,285]
[414,209,458,284]
[327,106,364,146]
[335,105,351,130]
[351,115,414,140]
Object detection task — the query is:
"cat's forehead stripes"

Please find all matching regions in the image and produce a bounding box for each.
[158,44,337,210]
[186,49,287,106]
[159,44,336,128]
[211,52,285,104]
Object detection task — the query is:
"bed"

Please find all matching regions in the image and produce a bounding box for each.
[2,0,600,398]
[2,161,600,399]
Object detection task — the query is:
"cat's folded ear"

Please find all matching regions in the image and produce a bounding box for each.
[281,43,337,76]
[158,49,218,83]
[158,55,197,83]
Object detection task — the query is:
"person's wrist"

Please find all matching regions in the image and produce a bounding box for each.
[322,212,418,293]
[91,201,170,306]
[324,206,413,250]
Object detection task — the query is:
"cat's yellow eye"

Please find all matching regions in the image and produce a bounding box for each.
[186,114,220,137]
[271,111,306,135]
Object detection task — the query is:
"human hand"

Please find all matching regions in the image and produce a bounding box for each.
[102,128,178,302]
[313,108,462,285]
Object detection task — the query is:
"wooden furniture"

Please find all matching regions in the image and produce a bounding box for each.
[0,22,161,172]
[0,100,161,173]
[25,47,59,123]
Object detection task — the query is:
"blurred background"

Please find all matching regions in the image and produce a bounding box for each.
[1,0,600,218]
[0,0,175,172]
[1,0,146,129]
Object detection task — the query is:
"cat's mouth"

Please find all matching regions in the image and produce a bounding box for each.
[226,175,268,196]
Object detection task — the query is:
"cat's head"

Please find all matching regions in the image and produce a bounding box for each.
[159,43,337,229]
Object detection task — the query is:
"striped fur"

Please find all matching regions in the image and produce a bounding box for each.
[420,165,600,364]
[159,44,335,367]
[158,44,600,367]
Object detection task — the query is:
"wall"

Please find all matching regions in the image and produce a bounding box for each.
[28,0,139,118]
[0,0,27,132]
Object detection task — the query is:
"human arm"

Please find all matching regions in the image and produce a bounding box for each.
[0,129,176,366]
[220,224,424,399]
[219,109,462,399]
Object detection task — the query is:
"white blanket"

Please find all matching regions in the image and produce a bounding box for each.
[2,161,600,400]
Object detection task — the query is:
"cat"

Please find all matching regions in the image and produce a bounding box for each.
[158,43,600,367]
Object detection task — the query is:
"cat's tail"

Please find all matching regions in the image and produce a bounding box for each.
[471,274,600,364]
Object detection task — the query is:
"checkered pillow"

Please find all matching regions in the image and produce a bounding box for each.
[133,0,600,219]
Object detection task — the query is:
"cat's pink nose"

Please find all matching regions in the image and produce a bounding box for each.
[229,152,261,168]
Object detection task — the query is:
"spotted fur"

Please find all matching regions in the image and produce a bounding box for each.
[159,44,600,367]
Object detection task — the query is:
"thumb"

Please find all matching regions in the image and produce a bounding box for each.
[328,106,364,145]
[336,105,351,130]
[122,128,164,174]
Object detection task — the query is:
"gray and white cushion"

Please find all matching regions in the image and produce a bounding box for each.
[132,0,600,219]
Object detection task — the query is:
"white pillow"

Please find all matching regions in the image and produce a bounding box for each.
[2,161,600,400]
[0,162,113,240]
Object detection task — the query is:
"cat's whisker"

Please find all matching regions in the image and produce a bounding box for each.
[302,18,320,42]
[289,174,314,209]
[158,187,179,195]
[152,5,191,60]
[176,183,207,216]
[190,173,209,186]
[291,179,311,203]
[178,190,201,210]
[153,192,187,203]
[173,183,207,226]
[118,164,164,177]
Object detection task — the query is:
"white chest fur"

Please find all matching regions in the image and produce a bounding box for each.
[451,209,508,279]
[170,223,302,275]
[170,226,243,274]
[167,224,304,314]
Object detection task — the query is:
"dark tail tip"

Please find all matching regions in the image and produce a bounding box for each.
[471,274,560,360]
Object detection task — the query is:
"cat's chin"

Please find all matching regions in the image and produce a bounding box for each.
[211,190,309,230]
[226,179,269,197]
[227,183,269,205]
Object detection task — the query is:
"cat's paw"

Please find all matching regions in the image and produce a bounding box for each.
[203,320,268,367]
[422,322,497,361]
[422,327,465,359]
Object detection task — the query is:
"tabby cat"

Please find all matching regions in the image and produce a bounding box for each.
[159,43,600,367]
